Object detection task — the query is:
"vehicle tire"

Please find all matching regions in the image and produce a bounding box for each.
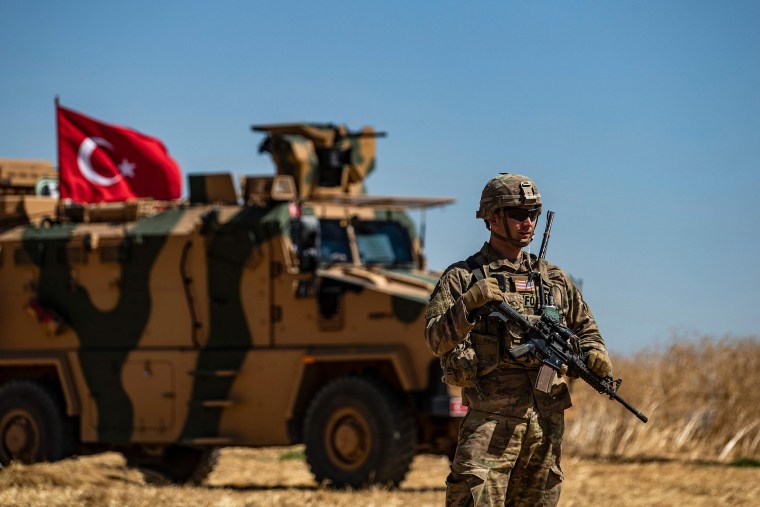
[303,376,417,488]
[127,445,219,484]
[0,380,74,466]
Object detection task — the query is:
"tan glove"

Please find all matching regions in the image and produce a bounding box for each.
[587,349,613,378]
[461,277,503,312]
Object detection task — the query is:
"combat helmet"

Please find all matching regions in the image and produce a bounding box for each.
[476,173,541,219]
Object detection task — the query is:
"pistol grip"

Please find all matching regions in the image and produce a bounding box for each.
[509,343,534,360]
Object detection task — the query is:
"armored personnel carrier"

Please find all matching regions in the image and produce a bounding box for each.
[0,124,461,487]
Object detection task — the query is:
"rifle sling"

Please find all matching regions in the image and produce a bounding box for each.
[465,253,486,283]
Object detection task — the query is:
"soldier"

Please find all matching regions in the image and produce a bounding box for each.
[425,173,612,506]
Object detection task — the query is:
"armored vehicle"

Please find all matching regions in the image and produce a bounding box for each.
[0,125,463,487]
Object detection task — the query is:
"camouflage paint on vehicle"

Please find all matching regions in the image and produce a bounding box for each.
[179,203,288,443]
[0,126,458,487]
[21,211,182,441]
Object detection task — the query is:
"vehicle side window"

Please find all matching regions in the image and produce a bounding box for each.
[354,221,413,266]
[319,220,352,263]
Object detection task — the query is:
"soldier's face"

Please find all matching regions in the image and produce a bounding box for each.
[491,207,539,247]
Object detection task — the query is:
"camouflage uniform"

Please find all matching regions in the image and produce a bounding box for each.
[425,242,607,506]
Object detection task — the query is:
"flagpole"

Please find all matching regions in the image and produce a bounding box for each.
[54,96,61,179]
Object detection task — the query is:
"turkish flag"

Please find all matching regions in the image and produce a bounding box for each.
[57,105,182,202]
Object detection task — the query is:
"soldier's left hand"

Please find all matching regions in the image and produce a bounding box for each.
[586,349,613,378]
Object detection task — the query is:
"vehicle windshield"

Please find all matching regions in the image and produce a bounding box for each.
[319,218,414,267]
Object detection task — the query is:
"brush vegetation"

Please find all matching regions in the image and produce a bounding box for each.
[565,335,760,462]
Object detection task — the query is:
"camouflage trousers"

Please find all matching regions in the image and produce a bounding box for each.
[446,408,564,506]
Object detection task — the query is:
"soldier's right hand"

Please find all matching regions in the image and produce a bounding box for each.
[462,277,503,312]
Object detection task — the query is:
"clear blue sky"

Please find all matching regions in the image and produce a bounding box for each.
[1,1,758,354]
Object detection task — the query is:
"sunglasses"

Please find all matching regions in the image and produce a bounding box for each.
[502,207,541,222]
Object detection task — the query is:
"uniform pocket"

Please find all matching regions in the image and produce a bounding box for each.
[441,339,478,387]
[550,374,569,399]
[502,294,527,348]
[544,463,564,504]
[503,293,526,312]
[471,332,500,377]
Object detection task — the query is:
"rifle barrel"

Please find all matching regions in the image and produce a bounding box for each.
[612,392,649,423]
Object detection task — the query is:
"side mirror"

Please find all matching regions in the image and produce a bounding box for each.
[291,216,320,272]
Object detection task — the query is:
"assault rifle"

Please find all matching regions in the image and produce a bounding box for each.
[476,294,649,423]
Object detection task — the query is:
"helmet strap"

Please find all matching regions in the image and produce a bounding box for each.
[487,210,527,248]
[490,228,512,243]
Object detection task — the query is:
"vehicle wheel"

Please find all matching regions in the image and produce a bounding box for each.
[127,445,219,484]
[0,380,73,466]
[303,376,417,488]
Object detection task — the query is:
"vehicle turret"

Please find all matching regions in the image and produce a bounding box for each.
[252,122,385,198]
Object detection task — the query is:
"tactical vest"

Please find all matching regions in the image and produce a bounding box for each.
[440,253,567,387]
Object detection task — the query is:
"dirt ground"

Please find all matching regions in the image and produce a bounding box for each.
[1,446,758,506]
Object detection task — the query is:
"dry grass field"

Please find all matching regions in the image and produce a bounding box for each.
[1,336,759,506]
[2,446,759,507]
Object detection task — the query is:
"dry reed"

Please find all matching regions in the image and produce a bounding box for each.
[565,334,760,462]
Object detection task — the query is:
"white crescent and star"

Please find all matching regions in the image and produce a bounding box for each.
[77,137,137,187]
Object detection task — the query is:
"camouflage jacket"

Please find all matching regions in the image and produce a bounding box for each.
[425,242,608,416]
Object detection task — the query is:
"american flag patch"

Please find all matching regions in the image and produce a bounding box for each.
[515,279,534,292]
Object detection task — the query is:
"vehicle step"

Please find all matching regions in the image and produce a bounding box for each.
[191,370,238,378]
[184,437,233,445]
[191,399,235,408]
